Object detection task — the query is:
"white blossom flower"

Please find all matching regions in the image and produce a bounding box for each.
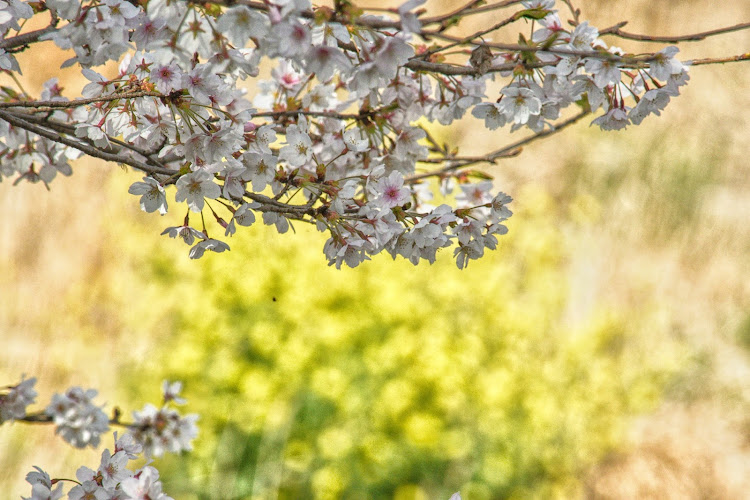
[182,65,222,105]
[128,177,168,215]
[343,128,370,152]
[114,431,143,459]
[67,476,108,500]
[130,403,199,456]
[629,88,670,125]
[161,225,207,246]
[279,125,313,167]
[217,5,269,45]
[175,170,221,212]
[374,37,414,80]
[591,106,630,130]
[500,86,542,125]
[233,202,259,228]
[252,125,277,154]
[132,14,167,49]
[0,375,37,423]
[456,181,493,207]
[262,211,290,233]
[305,45,350,82]
[272,20,312,59]
[271,60,304,91]
[162,380,186,405]
[585,57,622,88]
[22,466,63,500]
[567,20,599,50]
[522,0,554,9]
[98,449,131,489]
[189,238,230,259]
[472,102,508,130]
[46,387,110,448]
[649,46,684,81]
[150,63,182,94]
[398,0,426,33]
[120,466,172,500]
[242,152,278,191]
[490,192,513,220]
[373,171,410,209]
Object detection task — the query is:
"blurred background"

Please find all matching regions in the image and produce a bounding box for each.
[1,0,749,498]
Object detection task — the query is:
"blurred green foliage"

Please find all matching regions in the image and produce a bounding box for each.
[77,180,687,500]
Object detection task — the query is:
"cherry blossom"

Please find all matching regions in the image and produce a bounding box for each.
[0,376,37,423]
[0,0,740,270]
[11,379,196,499]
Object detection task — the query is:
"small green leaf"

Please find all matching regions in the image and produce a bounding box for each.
[514,8,550,21]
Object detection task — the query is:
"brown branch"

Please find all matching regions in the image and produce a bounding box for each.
[601,21,750,43]
[194,0,522,35]
[252,106,393,121]
[419,13,518,59]
[19,412,134,428]
[8,111,173,170]
[405,109,590,182]
[405,50,653,76]
[688,53,750,66]
[0,109,175,176]
[420,0,523,28]
[0,91,165,110]
[0,11,59,51]
[560,0,581,26]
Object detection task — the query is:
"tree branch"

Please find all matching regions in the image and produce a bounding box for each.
[0,91,165,110]
[405,109,590,182]
[0,110,175,176]
[0,11,59,51]
[600,21,750,43]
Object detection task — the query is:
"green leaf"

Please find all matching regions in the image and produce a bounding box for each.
[514,8,551,21]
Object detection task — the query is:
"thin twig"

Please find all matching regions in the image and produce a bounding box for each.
[601,21,750,43]
[688,53,750,66]
[0,11,59,51]
[19,412,133,428]
[417,13,518,59]
[405,109,590,182]
[0,110,174,176]
[0,91,164,109]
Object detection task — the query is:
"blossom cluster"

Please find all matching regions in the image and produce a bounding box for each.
[0,375,37,423]
[0,0,692,267]
[2,376,197,498]
[23,434,172,500]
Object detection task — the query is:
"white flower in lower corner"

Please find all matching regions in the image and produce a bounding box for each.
[22,466,63,500]
[129,177,168,215]
[120,465,173,500]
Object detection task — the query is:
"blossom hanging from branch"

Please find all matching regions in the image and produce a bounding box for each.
[1,376,197,499]
[0,0,747,268]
